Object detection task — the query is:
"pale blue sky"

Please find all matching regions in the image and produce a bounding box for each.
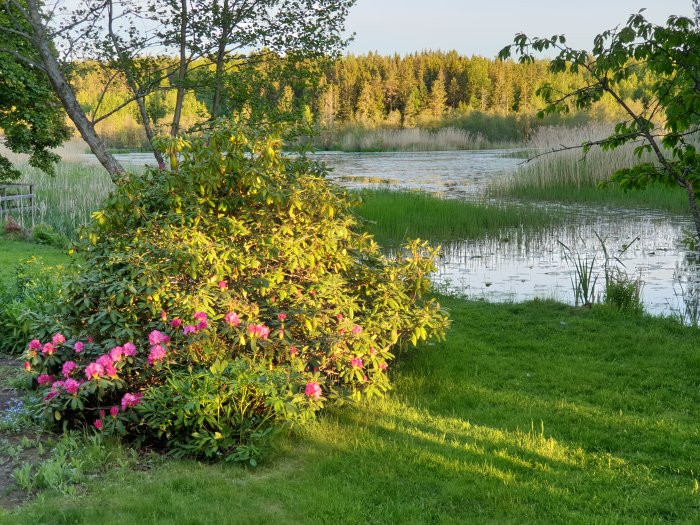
[345,0,695,57]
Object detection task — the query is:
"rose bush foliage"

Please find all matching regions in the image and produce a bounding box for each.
[23,121,450,462]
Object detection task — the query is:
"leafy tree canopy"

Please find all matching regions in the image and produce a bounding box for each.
[0,2,70,182]
[499,5,700,243]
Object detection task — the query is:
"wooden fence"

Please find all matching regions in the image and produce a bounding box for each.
[0,183,35,228]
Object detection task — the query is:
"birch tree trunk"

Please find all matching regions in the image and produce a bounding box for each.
[26,0,126,182]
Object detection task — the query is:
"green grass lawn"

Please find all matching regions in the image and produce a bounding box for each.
[0,237,72,288]
[2,298,699,524]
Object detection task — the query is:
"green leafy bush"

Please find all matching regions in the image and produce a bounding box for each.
[23,121,449,461]
[31,223,69,249]
[0,259,69,354]
[138,357,318,463]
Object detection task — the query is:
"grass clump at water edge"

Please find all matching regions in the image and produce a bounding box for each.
[354,189,560,247]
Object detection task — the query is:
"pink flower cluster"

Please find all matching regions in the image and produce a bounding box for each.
[44,377,82,401]
[62,361,77,377]
[305,382,322,399]
[83,342,136,380]
[248,323,270,339]
[182,312,209,334]
[350,357,363,369]
[148,330,169,365]
[224,312,241,326]
[121,392,143,411]
[28,334,90,359]
[148,330,171,346]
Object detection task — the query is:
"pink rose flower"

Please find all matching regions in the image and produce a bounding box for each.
[121,392,143,411]
[85,362,105,380]
[28,339,42,350]
[148,345,167,365]
[123,342,137,356]
[94,419,103,431]
[193,311,208,321]
[63,378,80,395]
[37,374,52,386]
[351,357,363,369]
[278,313,287,321]
[218,280,228,290]
[74,341,84,353]
[110,406,119,417]
[196,320,208,331]
[305,382,322,399]
[224,312,240,326]
[170,318,183,328]
[42,343,55,356]
[351,325,363,336]
[183,324,196,335]
[52,333,66,345]
[62,361,77,378]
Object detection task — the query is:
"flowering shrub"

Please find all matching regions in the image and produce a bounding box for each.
[23,121,449,461]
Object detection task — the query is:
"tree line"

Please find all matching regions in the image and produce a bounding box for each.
[67,49,660,151]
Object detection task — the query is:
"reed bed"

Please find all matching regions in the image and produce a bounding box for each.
[13,163,114,239]
[334,127,494,152]
[489,124,689,213]
[354,189,559,247]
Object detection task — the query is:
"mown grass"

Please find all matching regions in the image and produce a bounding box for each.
[354,189,560,247]
[490,125,691,214]
[1,297,699,524]
[0,238,72,288]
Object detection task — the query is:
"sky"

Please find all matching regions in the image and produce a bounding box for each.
[344,0,696,57]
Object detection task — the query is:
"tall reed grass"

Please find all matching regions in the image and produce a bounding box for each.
[489,124,689,213]
[330,127,496,152]
[13,163,114,239]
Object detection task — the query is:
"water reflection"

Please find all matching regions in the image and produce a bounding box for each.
[435,209,700,318]
[314,150,520,197]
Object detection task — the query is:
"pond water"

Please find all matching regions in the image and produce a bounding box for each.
[109,149,700,321]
